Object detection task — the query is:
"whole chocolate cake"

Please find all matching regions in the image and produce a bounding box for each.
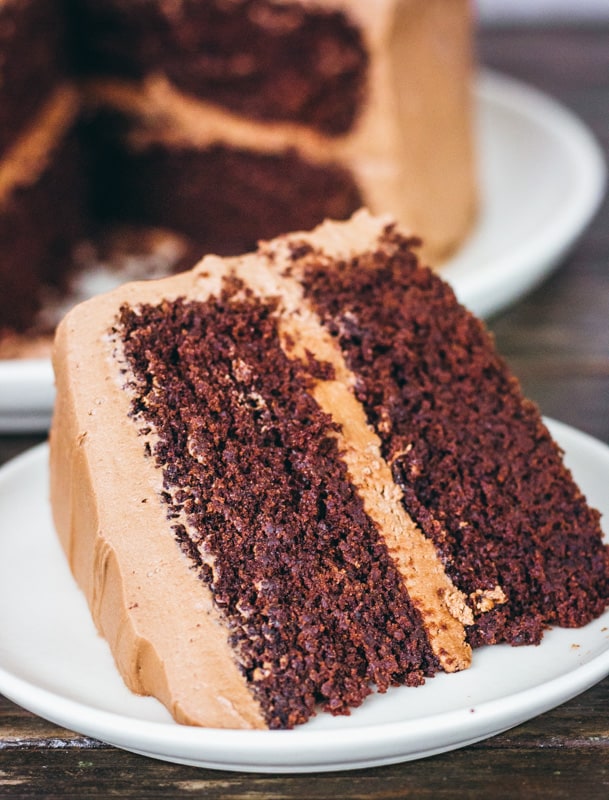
[0,0,476,337]
[49,211,609,730]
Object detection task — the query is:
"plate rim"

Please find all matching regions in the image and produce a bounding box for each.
[0,418,608,772]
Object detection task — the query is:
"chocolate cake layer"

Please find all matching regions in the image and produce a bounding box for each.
[0,0,67,159]
[71,0,367,136]
[116,289,439,728]
[295,229,609,647]
[84,111,362,256]
[0,123,88,332]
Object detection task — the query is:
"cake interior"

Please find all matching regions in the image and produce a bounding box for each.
[294,234,609,645]
[1,0,478,338]
[115,286,440,729]
[83,110,363,257]
[71,0,369,136]
[1,0,371,334]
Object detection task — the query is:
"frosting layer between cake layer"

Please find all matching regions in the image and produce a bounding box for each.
[82,104,363,257]
[288,229,609,645]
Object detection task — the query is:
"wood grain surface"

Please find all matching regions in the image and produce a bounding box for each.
[1,23,608,800]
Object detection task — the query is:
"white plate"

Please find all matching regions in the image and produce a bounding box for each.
[0,418,608,773]
[444,71,606,315]
[0,70,606,433]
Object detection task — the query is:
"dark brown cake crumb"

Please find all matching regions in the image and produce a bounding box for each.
[72,0,368,136]
[116,285,439,729]
[84,111,363,257]
[298,229,609,648]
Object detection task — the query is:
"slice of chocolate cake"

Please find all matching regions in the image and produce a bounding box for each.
[49,211,609,730]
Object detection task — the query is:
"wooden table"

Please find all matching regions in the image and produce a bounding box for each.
[1,24,608,799]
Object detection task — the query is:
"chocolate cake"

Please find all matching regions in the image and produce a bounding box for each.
[1,0,477,337]
[49,211,609,730]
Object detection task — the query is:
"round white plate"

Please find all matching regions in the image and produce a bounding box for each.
[0,70,606,433]
[0,418,608,773]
